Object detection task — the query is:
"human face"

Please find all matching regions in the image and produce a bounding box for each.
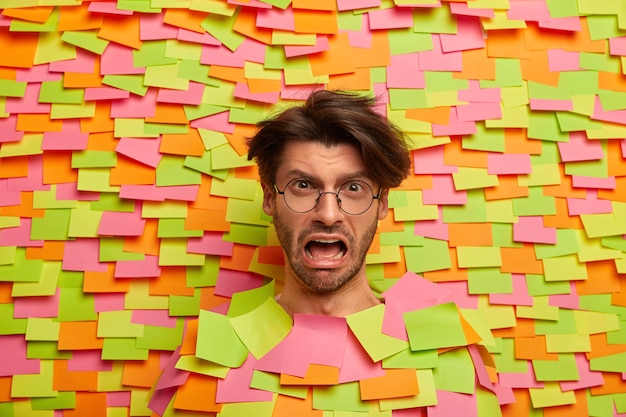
[262,141,389,294]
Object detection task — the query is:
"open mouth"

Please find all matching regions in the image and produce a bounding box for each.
[305,239,347,262]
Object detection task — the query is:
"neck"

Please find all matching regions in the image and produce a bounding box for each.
[276,276,382,317]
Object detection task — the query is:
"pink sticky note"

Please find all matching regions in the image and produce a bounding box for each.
[140,13,178,40]
[346,14,373,49]
[530,99,573,111]
[458,80,501,103]
[557,131,604,162]
[214,269,266,298]
[0,116,24,143]
[413,145,458,175]
[549,282,579,309]
[499,363,544,389]
[337,0,380,11]
[190,110,236,134]
[437,281,480,309]
[110,88,157,118]
[487,153,532,175]
[489,274,533,306]
[114,255,161,278]
[0,179,21,206]
[507,0,551,21]
[428,390,477,417]
[157,81,205,105]
[93,293,126,313]
[148,349,187,415]
[15,64,60,82]
[572,175,616,190]
[547,49,580,72]
[56,183,100,201]
[538,16,581,32]
[234,82,280,104]
[609,36,626,56]
[338,329,385,383]
[217,354,273,403]
[414,207,450,241]
[0,335,41,377]
[133,309,178,328]
[187,232,234,256]
[177,28,220,45]
[13,289,60,319]
[0,218,44,247]
[42,120,89,151]
[419,35,463,72]
[387,52,424,89]
[107,392,131,407]
[256,6,294,31]
[101,43,145,76]
[116,137,162,168]
[440,15,485,53]
[592,95,626,125]
[450,2,495,17]
[118,184,198,202]
[567,190,613,215]
[84,86,131,101]
[368,7,413,30]
[63,238,108,272]
[560,353,605,391]
[68,350,114,372]
[5,83,51,115]
[7,155,49,192]
[513,216,557,244]
[457,101,503,122]
[50,49,97,73]
[98,206,147,236]
[88,1,132,14]
[432,107,477,136]
[284,35,329,58]
[423,175,467,205]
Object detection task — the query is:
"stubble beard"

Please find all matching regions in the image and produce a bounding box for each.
[273,211,378,294]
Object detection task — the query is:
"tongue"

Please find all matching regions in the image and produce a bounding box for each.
[308,242,343,259]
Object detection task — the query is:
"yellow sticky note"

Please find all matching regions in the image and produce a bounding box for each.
[542,255,588,282]
[452,167,499,190]
[457,246,502,268]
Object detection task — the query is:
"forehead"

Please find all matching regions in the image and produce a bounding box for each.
[277,141,368,181]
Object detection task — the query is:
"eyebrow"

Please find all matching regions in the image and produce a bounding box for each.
[282,169,373,185]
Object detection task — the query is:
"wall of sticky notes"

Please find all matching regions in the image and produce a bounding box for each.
[1,0,626,416]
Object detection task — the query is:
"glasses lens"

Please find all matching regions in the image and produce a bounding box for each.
[283,179,320,212]
[337,181,374,215]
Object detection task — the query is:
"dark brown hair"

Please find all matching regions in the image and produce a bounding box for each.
[247,90,412,189]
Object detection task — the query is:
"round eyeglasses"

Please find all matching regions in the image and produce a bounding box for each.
[273,178,381,215]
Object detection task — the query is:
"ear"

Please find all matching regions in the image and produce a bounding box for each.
[262,183,276,216]
[377,189,389,221]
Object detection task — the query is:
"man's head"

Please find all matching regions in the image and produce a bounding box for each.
[247,90,411,298]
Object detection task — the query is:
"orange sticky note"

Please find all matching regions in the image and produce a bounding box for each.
[359,368,419,400]
[293,0,337,10]
[65,393,107,417]
[226,124,257,156]
[486,29,528,59]
[454,47,496,81]
[110,156,156,186]
[520,50,559,87]
[248,78,282,93]
[309,33,356,77]
[42,151,77,184]
[448,223,493,247]
[406,106,452,125]
[179,319,199,355]
[598,177,626,203]
[514,336,557,361]
[500,244,544,275]
[383,248,407,279]
[122,351,163,388]
[98,15,142,49]
[234,8,273,44]
[576,260,621,296]
[16,113,63,132]
[83,264,130,293]
[64,56,103,88]
[53,360,98,391]
[87,131,117,151]
[123,218,160,256]
[163,8,209,34]
[257,246,285,265]
[280,364,340,386]
[219,243,256,272]
[146,103,189,125]
[443,138,488,169]
[199,287,231,312]
[484,175,529,201]
[0,156,29,179]
[504,129,543,155]
[0,31,38,68]
[273,391,323,417]
[0,192,44,219]
[59,4,103,31]
[209,65,246,83]
[185,207,230,232]
[150,267,195,297]
[80,102,115,133]
[542,197,583,229]
[58,321,104,350]
[328,67,371,91]
[161,129,205,157]
[173,372,222,413]
[2,6,54,23]
[352,31,391,69]
[294,9,338,34]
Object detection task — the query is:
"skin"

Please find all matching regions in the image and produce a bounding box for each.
[262,140,389,317]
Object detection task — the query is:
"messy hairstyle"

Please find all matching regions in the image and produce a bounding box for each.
[247,90,412,189]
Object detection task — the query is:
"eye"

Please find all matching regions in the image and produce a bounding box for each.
[287,178,318,195]
[342,181,369,196]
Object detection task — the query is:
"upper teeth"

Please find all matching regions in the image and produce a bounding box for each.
[314,239,339,244]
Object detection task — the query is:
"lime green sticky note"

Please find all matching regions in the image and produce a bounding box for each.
[379,369,437,410]
[517,296,560,321]
[530,382,577,408]
[228,279,276,318]
[492,338,528,373]
[388,109,432,135]
[11,260,60,297]
[0,248,43,283]
[591,351,626,373]
[462,123,506,153]
[0,79,27,97]
[223,223,268,247]
[452,167,499,191]
[104,75,149,97]
[525,274,571,296]
[313,382,369,413]
[159,239,205,266]
[533,353,580,382]
[576,230,622,263]
[51,101,97,120]
[404,238,452,273]
[413,5,457,34]
[460,308,497,348]
[533,302,576,333]
[477,296,517,331]
[164,38,202,61]
[61,30,109,55]
[230,296,292,359]
[179,59,220,87]
[433,347,475,394]
[28,341,71,360]
[602,235,626,251]
[11,360,56,398]
[118,0,161,12]
[404,303,467,351]
[196,309,249,368]
[392,191,439,221]
[186,257,220,288]
[518,164,561,187]
[528,112,569,142]
[581,212,626,238]
[481,59,523,89]
[225,187,269,226]
[382,347,438,370]
[72,150,117,168]
[184,150,228,179]
[156,155,202,186]
[136,320,184,351]
[144,62,189,90]
[389,88,429,110]
[457,247,502,268]
[142,200,188,218]
[546,0,578,17]
[468,268,513,295]
[250,371,308,399]
[512,187,556,216]
[598,90,626,111]
[210,174,258,200]
[542,254,587,282]
[175,354,229,379]
[97,311,144,338]
[485,199,516,224]
[198,128,228,149]
[26,318,60,342]
[215,399,276,417]
[545,334,591,353]
[34,186,77,209]
[157,218,203,238]
[58,287,97,321]
[564,155,608,180]
[98,362,126,392]
[346,304,408,362]
[31,391,76,410]
[366,244,402,265]
[388,28,432,54]
[31,209,71,240]
[77,168,120,192]
[99,238,144,262]
[0,245,16,267]
[200,13,245,51]
[380,222,424,247]
[133,40,175,68]
[125,280,168,310]
[169,290,201,317]
[574,310,620,335]
[534,229,580,259]
[425,71,468,93]
[39,80,84,104]
[491,223,522,248]
[68,202,103,238]
[486,105,530,128]
[102,338,149,361]
[0,304,27,335]
[211,143,255,170]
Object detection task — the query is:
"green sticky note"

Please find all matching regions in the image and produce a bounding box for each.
[0,304,27,335]
[26,318,60,342]
[165,38,203,60]
[169,290,201,317]
[544,333,591,353]
[0,79,27,97]
[0,248,43,283]
[481,58,523,88]
[545,0,578,17]
[229,102,271,126]
[425,71,468,93]
[136,320,184,351]
[558,111,605,132]
[34,186,78,209]
[491,223,522,248]
[159,239,205,266]
[388,109,432,135]
[156,155,202,186]
[0,246,16,266]
[457,247,502,268]
[382,347,438,370]
[210,174,258,200]
[468,268,513,295]
[460,308,497,348]
[77,168,120,192]
[413,5,457,34]
[58,287,97,321]
[211,143,255,170]
[97,311,144,338]
[186,258,220,288]
[346,304,408,362]
[392,191,439,221]
[366,244,402,265]
[201,12,245,51]
[574,310,620,335]
[102,338,149,361]
[517,296,560,321]
[518,164,561,187]
[51,102,97,120]
[184,150,228,179]
[598,90,626,111]
[175,354,229,379]
[228,280,276,318]
[528,112,569,142]
[528,81,570,100]
[99,238,144,262]
[39,80,83,104]
[452,167,499,191]
[157,218,203,238]
[104,76,149,97]
[144,62,189,90]
[576,230,622,263]
[432,347,475,394]
[404,303,466,351]
[223,223,268,247]
[11,360,56,398]
[230,296,292,359]
[462,123,506,153]
[380,222,424,247]
[477,297,517,333]
[512,187,556,216]
[313,382,369,413]
[564,155,608,180]
[388,28,433,54]
[492,338,528,373]
[590,352,626,373]
[525,274,571,296]
[196,309,249,368]
[142,200,188,218]
[179,59,220,87]
[404,238,452,273]
[389,88,429,110]
[534,229,580,259]
[133,40,174,68]
[61,30,108,55]
[215,399,276,417]
[28,341,71,360]
[581,212,626,238]
[31,391,76,410]
[250,371,308,399]
[31,208,71,240]
[530,382,577,408]
[379,369,437,410]
[532,353,580,382]
[125,280,168,310]
[68,202,103,238]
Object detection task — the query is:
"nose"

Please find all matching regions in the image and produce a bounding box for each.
[313,192,344,225]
